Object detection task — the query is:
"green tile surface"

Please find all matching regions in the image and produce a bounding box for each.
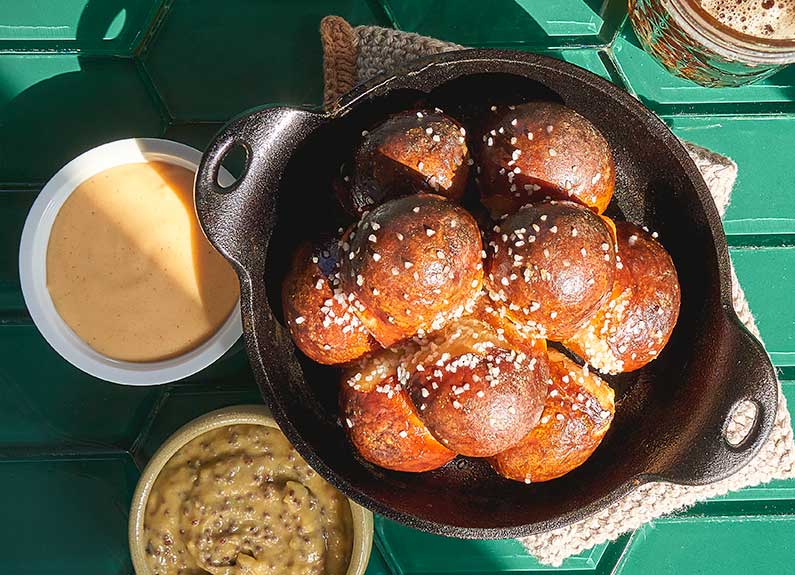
[731,248,795,369]
[669,115,795,240]
[0,1,794,574]
[614,516,795,575]
[0,455,138,574]
[0,190,35,318]
[0,325,162,454]
[143,0,390,121]
[544,48,615,82]
[381,0,626,47]
[367,547,394,575]
[376,517,612,572]
[133,381,261,463]
[0,55,163,183]
[0,0,161,54]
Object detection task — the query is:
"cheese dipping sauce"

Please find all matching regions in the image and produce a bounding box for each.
[143,424,354,575]
[46,161,239,362]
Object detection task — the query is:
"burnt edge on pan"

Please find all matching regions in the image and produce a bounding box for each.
[195,49,778,539]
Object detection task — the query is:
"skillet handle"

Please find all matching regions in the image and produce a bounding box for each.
[195,106,327,273]
[663,310,778,485]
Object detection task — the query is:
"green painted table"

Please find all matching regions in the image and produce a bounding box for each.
[1,1,793,573]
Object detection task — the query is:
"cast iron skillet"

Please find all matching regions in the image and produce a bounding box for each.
[194,50,777,538]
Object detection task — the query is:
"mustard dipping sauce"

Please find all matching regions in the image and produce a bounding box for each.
[46,161,239,362]
[144,424,354,575]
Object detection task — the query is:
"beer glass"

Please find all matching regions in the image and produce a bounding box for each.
[628,0,795,86]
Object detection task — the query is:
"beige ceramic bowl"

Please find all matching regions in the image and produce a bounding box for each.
[129,404,373,575]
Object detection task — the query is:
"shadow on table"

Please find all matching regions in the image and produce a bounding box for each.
[0,0,163,184]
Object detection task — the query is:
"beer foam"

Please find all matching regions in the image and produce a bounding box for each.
[698,0,795,40]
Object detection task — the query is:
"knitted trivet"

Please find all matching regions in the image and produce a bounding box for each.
[319,16,795,566]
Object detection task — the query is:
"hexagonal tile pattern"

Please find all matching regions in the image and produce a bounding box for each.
[143,0,391,122]
[132,381,262,464]
[614,514,795,575]
[160,121,246,174]
[543,48,615,82]
[667,115,795,239]
[161,121,223,152]
[366,546,394,575]
[0,55,164,183]
[381,0,626,48]
[0,455,138,574]
[375,516,614,572]
[176,340,252,385]
[0,325,163,454]
[1,1,795,575]
[0,0,162,55]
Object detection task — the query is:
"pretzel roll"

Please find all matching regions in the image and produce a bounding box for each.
[282,238,379,365]
[477,102,615,217]
[340,348,456,472]
[566,222,681,373]
[336,109,470,216]
[339,194,483,347]
[484,201,616,341]
[490,350,615,483]
[405,317,549,457]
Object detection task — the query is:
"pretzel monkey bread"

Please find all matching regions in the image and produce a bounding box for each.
[282,100,680,483]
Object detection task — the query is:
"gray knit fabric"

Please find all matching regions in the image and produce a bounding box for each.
[321,20,795,567]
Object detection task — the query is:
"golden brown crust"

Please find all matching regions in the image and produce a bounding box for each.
[476,102,615,217]
[470,296,548,353]
[340,351,456,472]
[484,201,616,342]
[339,194,483,347]
[490,350,615,483]
[337,109,470,215]
[405,318,549,457]
[566,222,681,373]
[600,214,618,244]
[282,240,379,365]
